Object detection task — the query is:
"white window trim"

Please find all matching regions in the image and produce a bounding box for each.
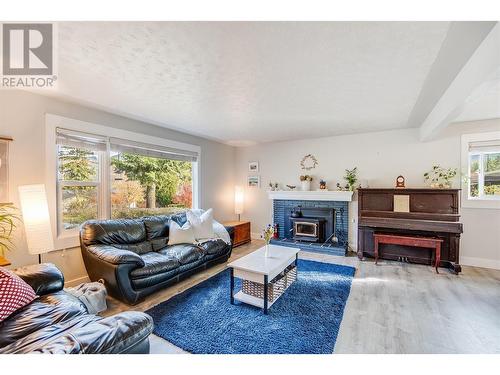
[45,113,201,250]
[461,131,500,210]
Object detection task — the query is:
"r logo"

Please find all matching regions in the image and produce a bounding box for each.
[2,23,53,75]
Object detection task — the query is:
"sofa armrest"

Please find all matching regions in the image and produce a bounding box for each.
[224,225,235,244]
[75,311,153,354]
[85,245,145,267]
[0,312,153,354]
[14,263,64,296]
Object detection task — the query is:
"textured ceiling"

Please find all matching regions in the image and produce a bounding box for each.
[54,22,451,145]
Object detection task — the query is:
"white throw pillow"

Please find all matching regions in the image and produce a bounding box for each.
[186,208,215,241]
[167,220,196,245]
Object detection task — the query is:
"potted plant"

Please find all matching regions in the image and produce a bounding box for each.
[299,175,313,191]
[424,165,457,188]
[344,167,358,191]
[0,203,18,258]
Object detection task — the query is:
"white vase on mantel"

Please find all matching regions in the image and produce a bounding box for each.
[301,180,311,191]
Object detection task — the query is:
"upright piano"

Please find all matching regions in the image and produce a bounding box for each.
[357,188,463,273]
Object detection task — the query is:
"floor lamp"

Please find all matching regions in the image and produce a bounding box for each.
[18,184,54,264]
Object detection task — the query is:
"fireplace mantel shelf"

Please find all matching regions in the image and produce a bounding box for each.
[267,190,353,202]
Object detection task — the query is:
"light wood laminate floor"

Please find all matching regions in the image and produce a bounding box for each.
[103,240,500,354]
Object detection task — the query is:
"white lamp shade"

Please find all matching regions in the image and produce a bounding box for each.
[18,184,54,255]
[234,186,244,215]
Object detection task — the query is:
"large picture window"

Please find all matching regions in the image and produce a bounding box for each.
[109,138,194,219]
[56,128,197,235]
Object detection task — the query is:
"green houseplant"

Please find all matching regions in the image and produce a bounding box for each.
[0,203,18,258]
[424,165,457,188]
[344,167,358,191]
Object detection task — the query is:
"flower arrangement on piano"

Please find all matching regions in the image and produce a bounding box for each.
[424,165,457,188]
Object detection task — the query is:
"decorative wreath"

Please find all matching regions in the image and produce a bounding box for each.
[300,154,318,170]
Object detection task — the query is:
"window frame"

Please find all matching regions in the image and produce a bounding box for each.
[46,114,201,250]
[56,145,107,236]
[461,131,500,209]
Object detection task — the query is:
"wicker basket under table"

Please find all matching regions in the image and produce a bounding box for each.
[242,264,297,303]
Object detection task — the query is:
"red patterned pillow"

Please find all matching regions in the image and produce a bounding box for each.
[0,267,37,323]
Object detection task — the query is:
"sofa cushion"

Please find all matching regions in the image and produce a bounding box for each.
[131,269,179,290]
[80,219,146,246]
[113,241,152,255]
[159,244,205,265]
[130,252,180,279]
[150,237,168,251]
[0,268,37,324]
[85,245,145,266]
[143,216,170,251]
[0,291,87,349]
[169,212,188,227]
[186,208,215,240]
[177,258,207,274]
[142,216,170,240]
[198,239,229,256]
[167,221,196,246]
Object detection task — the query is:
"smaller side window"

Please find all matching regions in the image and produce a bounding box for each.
[56,132,105,235]
[466,139,500,201]
[468,153,479,198]
[482,152,500,198]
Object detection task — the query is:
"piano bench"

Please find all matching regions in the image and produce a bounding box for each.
[373,234,444,273]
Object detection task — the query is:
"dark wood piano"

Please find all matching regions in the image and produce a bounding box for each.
[357,188,463,273]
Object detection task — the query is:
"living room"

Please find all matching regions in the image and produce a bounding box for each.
[1,1,499,373]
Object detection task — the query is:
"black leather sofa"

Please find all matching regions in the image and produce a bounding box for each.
[0,263,153,354]
[80,213,234,305]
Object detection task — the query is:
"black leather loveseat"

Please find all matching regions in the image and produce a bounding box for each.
[80,213,234,305]
[0,263,153,354]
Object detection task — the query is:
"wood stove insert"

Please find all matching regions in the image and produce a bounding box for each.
[290,217,326,243]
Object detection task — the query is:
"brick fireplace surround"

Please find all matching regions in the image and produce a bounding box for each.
[270,198,350,256]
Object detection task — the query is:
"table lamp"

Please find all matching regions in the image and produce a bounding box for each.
[234,186,244,222]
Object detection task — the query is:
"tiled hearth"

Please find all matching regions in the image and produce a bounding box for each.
[270,198,349,256]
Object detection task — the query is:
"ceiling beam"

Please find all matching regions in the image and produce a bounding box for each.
[406,22,496,131]
[419,22,500,141]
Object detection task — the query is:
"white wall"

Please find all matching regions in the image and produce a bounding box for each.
[235,119,500,269]
[1,89,498,278]
[0,90,236,284]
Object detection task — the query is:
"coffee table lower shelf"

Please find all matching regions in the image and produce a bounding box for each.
[230,263,297,314]
[233,290,279,309]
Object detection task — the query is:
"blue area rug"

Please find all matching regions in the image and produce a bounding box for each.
[146,259,355,354]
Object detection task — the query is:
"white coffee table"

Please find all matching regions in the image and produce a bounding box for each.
[227,245,299,314]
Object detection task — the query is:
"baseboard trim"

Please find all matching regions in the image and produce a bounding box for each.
[64,275,90,287]
[461,256,500,270]
[251,232,261,240]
